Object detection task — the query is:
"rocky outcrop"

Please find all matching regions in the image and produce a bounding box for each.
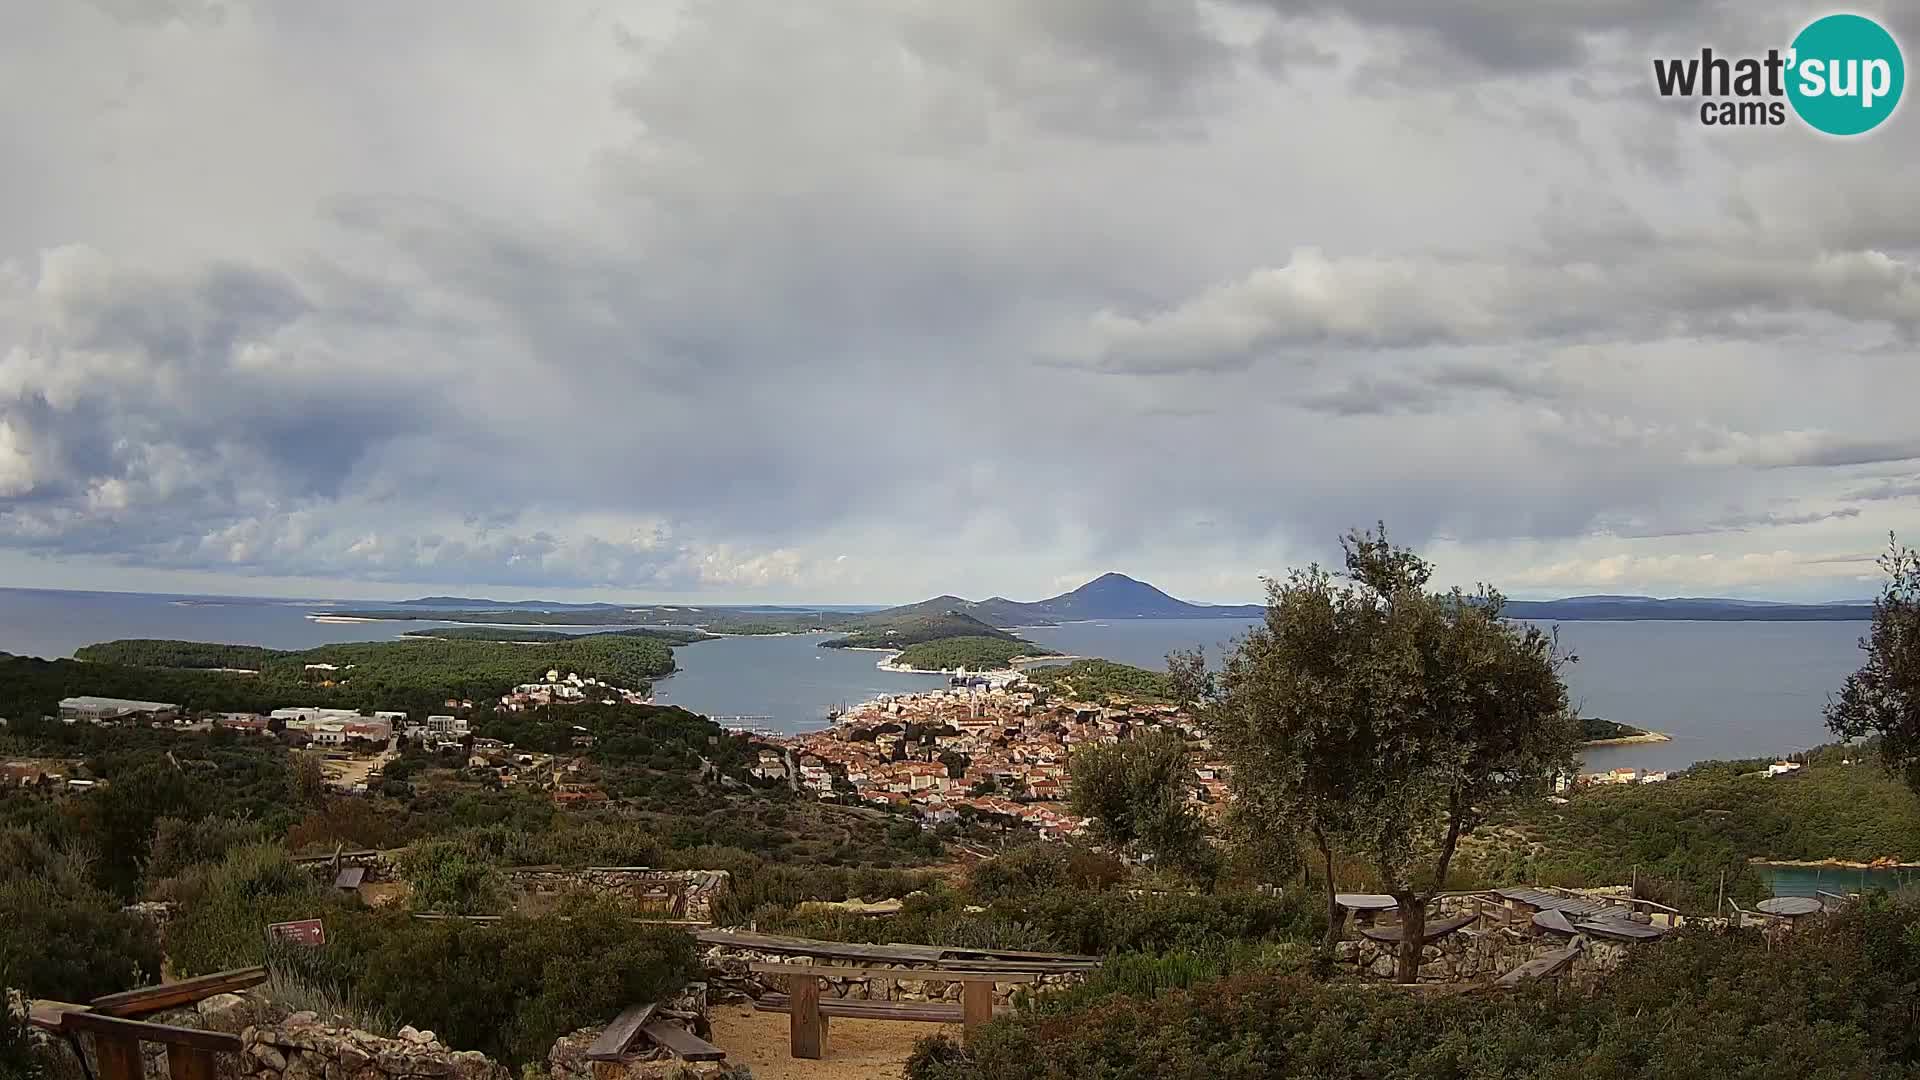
[702,946,1084,1006]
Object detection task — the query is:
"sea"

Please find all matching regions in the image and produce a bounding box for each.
[0,587,1872,772]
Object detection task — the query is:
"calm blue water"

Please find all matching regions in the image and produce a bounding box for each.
[0,589,1872,766]
[1757,864,1920,898]
[650,634,946,725]
[1019,617,1869,772]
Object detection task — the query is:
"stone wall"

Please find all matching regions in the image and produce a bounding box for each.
[294,854,729,922]
[1332,896,1637,985]
[1335,928,1631,985]
[505,868,729,922]
[702,946,1084,1006]
[29,983,736,1080]
[237,1016,508,1080]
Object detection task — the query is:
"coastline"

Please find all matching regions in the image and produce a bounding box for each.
[1752,857,1920,870]
[1583,731,1674,747]
[875,653,1082,676]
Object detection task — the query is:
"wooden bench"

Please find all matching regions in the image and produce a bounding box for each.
[583,1003,727,1066]
[749,963,1039,1059]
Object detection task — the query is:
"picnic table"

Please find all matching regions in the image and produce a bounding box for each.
[750,962,1042,1058]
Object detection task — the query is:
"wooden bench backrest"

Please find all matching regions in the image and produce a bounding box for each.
[748,962,1043,983]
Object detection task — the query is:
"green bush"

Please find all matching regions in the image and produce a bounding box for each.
[908,908,1920,1080]
[1011,888,1316,955]
[967,843,1125,902]
[1019,941,1313,1015]
[161,843,337,976]
[400,839,507,914]
[271,897,697,1066]
[148,815,270,881]
[0,828,160,1001]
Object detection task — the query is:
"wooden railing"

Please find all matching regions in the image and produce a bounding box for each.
[26,966,264,1080]
[30,1006,243,1080]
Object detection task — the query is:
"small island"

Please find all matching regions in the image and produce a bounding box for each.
[878,636,1061,673]
[1582,716,1672,746]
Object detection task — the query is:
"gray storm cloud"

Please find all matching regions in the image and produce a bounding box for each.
[0,0,1915,603]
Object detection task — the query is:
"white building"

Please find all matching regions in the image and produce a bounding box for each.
[59,697,180,723]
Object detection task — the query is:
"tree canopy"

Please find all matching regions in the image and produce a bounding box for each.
[1827,535,1920,790]
[1068,731,1210,878]
[1201,525,1578,979]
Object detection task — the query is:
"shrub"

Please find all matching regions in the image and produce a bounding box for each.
[272,897,698,1066]
[906,910,1920,1080]
[400,839,507,914]
[1011,888,1317,955]
[161,843,335,976]
[148,815,270,881]
[0,876,160,1002]
[0,828,159,1001]
[967,843,1125,902]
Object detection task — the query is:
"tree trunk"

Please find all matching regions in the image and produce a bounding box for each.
[1395,895,1428,984]
[1316,829,1342,952]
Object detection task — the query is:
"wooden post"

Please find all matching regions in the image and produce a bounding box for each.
[789,974,826,1060]
[167,1047,218,1080]
[93,1033,144,1080]
[962,980,995,1029]
[1717,871,1726,918]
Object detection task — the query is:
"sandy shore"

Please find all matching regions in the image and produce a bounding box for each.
[1583,731,1673,747]
[308,615,382,624]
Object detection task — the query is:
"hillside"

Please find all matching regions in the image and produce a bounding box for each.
[32,634,681,717]
[402,626,715,646]
[330,577,1877,630]
[821,610,1025,649]
[889,636,1059,671]
[1023,658,1177,703]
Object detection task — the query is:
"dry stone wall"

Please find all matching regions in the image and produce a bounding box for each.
[505,868,729,922]
[1332,895,1639,985]
[28,983,737,1080]
[295,854,729,922]
[702,945,1084,1006]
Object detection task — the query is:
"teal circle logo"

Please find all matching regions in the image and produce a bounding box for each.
[1787,13,1904,135]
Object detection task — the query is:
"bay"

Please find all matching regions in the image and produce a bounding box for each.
[0,588,1873,769]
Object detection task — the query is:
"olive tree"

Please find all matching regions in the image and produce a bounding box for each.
[1827,536,1920,789]
[1068,731,1211,879]
[1204,526,1578,981]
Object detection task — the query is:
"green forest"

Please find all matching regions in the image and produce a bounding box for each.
[1462,751,1920,909]
[822,611,1025,649]
[891,636,1056,671]
[1581,716,1655,740]
[402,626,714,646]
[1024,659,1177,703]
[0,633,679,721]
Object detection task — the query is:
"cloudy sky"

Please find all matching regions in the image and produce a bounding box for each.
[1,0,1917,605]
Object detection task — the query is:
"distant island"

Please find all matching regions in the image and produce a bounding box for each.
[1582,716,1671,746]
[326,573,1875,630]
